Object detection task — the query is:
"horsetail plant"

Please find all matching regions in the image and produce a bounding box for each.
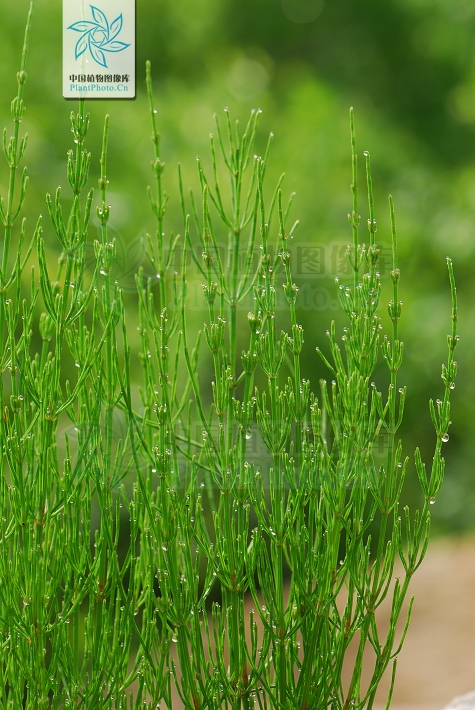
[0,5,459,710]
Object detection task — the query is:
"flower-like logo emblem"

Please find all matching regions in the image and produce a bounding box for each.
[67,5,130,69]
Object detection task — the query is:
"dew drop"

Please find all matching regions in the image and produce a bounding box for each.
[441,433,449,443]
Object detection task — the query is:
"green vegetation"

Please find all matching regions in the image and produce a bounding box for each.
[0,5,460,709]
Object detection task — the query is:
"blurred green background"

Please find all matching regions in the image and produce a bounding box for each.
[1,0,474,532]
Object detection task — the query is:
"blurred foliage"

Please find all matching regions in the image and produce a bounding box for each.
[1,0,475,532]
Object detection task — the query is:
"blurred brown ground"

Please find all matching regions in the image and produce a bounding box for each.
[130,536,475,709]
[372,535,475,710]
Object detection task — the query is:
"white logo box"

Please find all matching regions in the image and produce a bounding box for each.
[63,0,135,99]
